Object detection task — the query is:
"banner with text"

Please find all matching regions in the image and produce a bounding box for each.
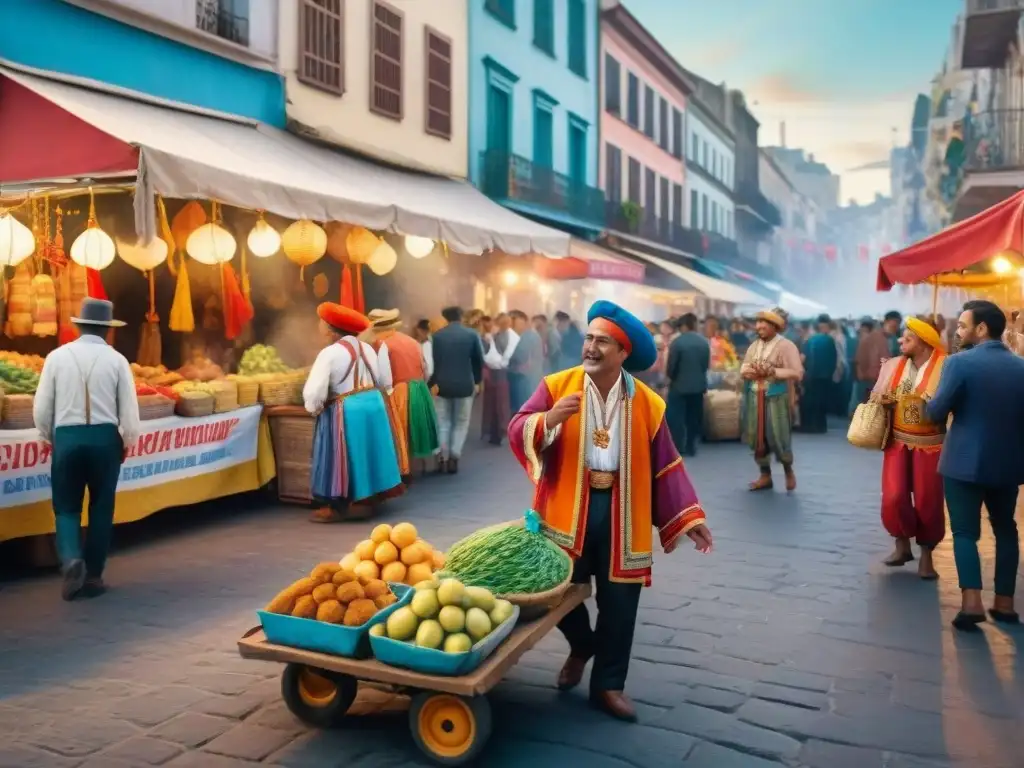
[0,407,262,509]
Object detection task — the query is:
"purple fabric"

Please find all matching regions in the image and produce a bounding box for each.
[651,420,703,531]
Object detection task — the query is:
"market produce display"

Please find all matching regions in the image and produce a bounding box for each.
[239,344,291,376]
[177,354,224,382]
[441,513,571,595]
[0,358,41,395]
[339,522,445,586]
[135,382,178,400]
[264,560,400,627]
[130,363,184,388]
[0,351,44,373]
[30,274,58,337]
[371,578,514,653]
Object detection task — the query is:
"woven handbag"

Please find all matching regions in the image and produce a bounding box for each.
[847,400,890,450]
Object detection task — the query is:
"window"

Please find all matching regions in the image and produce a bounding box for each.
[628,157,641,202]
[659,98,669,151]
[606,144,622,201]
[644,167,656,212]
[643,85,655,138]
[533,0,554,55]
[701,140,707,169]
[604,54,621,116]
[712,202,718,233]
[485,0,515,28]
[569,116,588,186]
[370,1,403,120]
[197,0,249,46]
[424,29,452,139]
[689,132,696,161]
[567,0,587,77]
[672,183,683,226]
[672,108,683,159]
[533,100,554,169]
[690,189,698,228]
[626,73,639,127]
[701,194,708,229]
[297,0,343,95]
[659,177,669,221]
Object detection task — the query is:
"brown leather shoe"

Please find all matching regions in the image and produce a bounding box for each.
[590,690,637,722]
[784,470,797,492]
[447,458,459,474]
[557,655,590,691]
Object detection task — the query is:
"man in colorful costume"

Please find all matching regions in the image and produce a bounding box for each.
[872,316,946,578]
[741,307,804,491]
[302,303,404,523]
[509,300,712,722]
[365,308,440,479]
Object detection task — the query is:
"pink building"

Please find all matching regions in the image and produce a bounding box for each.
[599,3,691,236]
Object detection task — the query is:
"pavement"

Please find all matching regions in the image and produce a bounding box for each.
[0,420,1022,768]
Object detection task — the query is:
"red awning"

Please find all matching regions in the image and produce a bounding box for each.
[0,75,138,183]
[877,190,1024,290]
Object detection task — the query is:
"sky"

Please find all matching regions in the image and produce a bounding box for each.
[623,0,964,204]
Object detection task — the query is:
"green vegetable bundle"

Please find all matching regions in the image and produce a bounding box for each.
[442,517,571,595]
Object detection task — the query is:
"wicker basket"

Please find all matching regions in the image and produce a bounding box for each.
[213,380,239,413]
[1,393,34,429]
[265,405,315,504]
[498,569,574,622]
[259,377,298,407]
[175,392,214,418]
[703,390,742,442]
[138,394,175,421]
[848,401,890,450]
[232,376,259,407]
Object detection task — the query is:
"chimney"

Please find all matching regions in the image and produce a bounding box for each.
[780,121,786,147]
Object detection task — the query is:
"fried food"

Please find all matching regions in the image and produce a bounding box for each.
[336,580,366,603]
[373,592,398,610]
[343,598,377,627]
[264,590,295,615]
[331,568,357,586]
[310,562,342,584]
[291,594,317,619]
[286,577,317,598]
[362,579,390,600]
[316,599,346,624]
[312,582,337,604]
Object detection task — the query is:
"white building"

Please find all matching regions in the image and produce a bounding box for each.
[278,0,469,179]
[758,149,817,272]
[684,98,735,240]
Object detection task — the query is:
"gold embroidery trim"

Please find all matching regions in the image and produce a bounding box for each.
[655,457,682,480]
[523,412,544,483]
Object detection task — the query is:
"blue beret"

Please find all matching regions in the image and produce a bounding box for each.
[586,300,658,373]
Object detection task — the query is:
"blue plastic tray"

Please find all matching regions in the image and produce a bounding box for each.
[369,604,521,677]
[258,583,412,659]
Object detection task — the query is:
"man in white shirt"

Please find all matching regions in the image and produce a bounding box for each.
[33,299,141,601]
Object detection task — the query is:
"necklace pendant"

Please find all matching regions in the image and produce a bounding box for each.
[592,428,611,449]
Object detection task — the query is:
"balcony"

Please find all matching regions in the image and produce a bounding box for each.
[705,232,740,263]
[479,151,606,227]
[604,201,705,253]
[734,182,782,228]
[964,109,1024,172]
[196,0,250,47]
[962,0,1023,69]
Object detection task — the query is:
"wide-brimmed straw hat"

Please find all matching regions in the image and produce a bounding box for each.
[755,307,787,330]
[368,308,401,329]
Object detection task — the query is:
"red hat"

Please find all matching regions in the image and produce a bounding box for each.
[317,302,370,335]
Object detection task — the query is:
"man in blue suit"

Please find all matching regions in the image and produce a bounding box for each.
[926,300,1023,630]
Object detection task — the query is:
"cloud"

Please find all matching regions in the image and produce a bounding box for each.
[829,140,894,171]
[746,73,824,104]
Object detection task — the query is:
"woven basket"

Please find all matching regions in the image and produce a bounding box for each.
[703,391,741,442]
[259,378,298,407]
[848,401,890,450]
[213,380,239,413]
[265,405,315,504]
[1,393,34,429]
[175,392,214,418]
[232,377,259,407]
[138,394,175,421]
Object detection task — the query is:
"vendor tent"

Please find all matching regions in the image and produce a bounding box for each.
[877,189,1024,290]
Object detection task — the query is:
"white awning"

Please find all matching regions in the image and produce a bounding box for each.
[618,248,770,305]
[779,291,828,317]
[569,239,645,282]
[1,64,569,257]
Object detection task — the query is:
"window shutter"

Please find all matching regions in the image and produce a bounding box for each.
[370,1,403,120]
[298,0,344,95]
[425,29,452,139]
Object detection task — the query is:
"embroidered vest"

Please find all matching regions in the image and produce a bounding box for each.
[889,354,945,450]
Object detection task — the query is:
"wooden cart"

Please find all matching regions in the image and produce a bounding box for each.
[238,584,591,765]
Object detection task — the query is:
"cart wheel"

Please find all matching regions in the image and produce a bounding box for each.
[280,663,357,728]
[409,691,492,766]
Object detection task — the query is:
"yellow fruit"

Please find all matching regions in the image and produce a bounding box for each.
[400,542,425,566]
[353,560,380,583]
[374,541,399,565]
[354,539,377,561]
[416,538,434,555]
[405,562,433,585]
[380,561,407,583]
[339,552,361,572]
[431,550,446,569]
[370,524,392,544]
[390,522,418,550]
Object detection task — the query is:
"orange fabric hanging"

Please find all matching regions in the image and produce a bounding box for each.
[221,263,254,341]
[86,268,107,300]
[341,265,355,308]
[355,264,365,313]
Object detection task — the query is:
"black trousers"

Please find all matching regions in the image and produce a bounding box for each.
[557,489,642,694]
[666,391,704,456]
[800,378,830,433]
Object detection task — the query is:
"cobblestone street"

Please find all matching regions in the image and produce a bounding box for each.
[1,424,1022,768]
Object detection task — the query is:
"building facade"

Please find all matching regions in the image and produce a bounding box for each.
[469,0,603,230]
[683,78,736,253]
[758,149,817,272]
[279,0,468,178]
[0,0,284,124]
[762,147,840,213]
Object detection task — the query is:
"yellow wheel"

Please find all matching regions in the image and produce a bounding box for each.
[280,663,357,728]
[410,692,492,765]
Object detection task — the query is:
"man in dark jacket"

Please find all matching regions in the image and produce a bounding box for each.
[508,310,544,413]
[555,310,584,371]
[665,313,710,456]
[800,314,838,433]
[429,306,483,474]
[926,300,1024,630]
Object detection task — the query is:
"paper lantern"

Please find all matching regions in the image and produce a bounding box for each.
[404,235,435,259]
[367,240,398,276]
[70,224,116,270]
[281,219,327,266]
[0,212,35,267]
[186,222,237,265]
[171,201,208,251]
[346,226,380,265]
[325,222,352,262]
[247,215,281,258]
[116,237,168,271]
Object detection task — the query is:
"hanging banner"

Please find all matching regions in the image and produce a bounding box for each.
[0,407,262,510]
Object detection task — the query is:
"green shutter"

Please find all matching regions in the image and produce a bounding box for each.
[533,0,554,55]
[568,0,586,77]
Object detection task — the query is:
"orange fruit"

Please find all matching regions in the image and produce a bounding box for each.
[370,524,392,544]
[381,561,407,583]
[431,550,446,569]
[339,552,361,573]
[353,560,380,584]
[405,562,433,585]
[400,542,425,566]
[416,538,434,556]
[390,522,418,549]
[374,541,399,565]
[354,539,376,561]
